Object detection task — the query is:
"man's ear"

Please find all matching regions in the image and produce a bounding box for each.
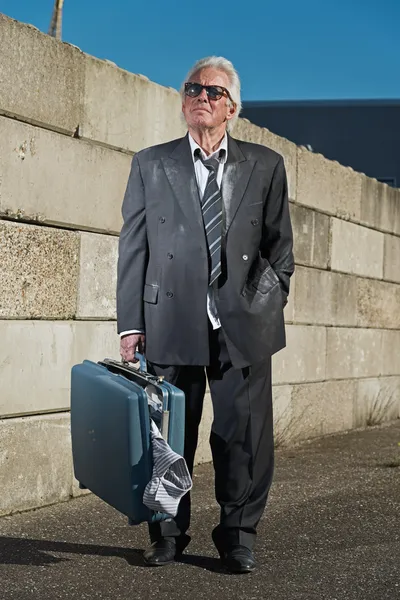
[226,103,236,121]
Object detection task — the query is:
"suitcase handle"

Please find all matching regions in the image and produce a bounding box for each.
[134,352,147,372]
[100,358,169,410]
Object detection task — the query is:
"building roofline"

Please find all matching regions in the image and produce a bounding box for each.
[242,99,400,108]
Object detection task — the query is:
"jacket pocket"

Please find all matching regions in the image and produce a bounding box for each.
[143,283,159,304]
[250,265,279,294]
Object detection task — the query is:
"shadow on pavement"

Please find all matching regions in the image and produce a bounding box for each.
[178,553,225,573]
[0,536,144,567]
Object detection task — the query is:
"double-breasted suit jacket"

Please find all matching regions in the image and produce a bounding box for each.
[117,133,294,368]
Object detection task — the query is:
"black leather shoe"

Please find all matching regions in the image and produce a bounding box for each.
[222,545,256,574]
[212,529,255,573]
[143,539,178,566]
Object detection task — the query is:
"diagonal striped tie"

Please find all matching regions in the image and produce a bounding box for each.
[197,152,224,284]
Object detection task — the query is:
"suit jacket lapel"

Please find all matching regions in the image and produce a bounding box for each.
[222,135,256,234]
[161,133,255,236]
[161,135,204,234]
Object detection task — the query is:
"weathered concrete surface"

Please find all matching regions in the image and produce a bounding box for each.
[293,267,357,326]
[290,204,330,269]
[0,221,79,319]
[0,116,130,233]
[274,377,400,446]
[0,14,84,134]
[273,380,356,444]
[360,175,400,236]
[232,118,297,201]
[81,56,186,152]
[326,328,383,380]
[354,377,400,428]
[384,234,400,284]
[272,326,326,384]
[195,391,213,465]
[381,330,400,377]
[0,321,120,418]
[0,422,399,600]
[297,148,361,220]
[77,232,119,319]
[356,278,400,329]
[284,270,295,322]
[0,414,72,517]
[330,217,384,279]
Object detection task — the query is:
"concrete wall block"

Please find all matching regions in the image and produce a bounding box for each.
[284,271,295,323]
[77,232,119,319]
[71,321,120,366]
[297,148,362,220]
[0,221,79,319]
[273,380,356,446]
[293,266,357,327]
[0,321,120,418]
[232,118,297,201]
[0,116,130,233]
[381,330,400,377]
[0,413,73,516]
[195,390,213,465]
[356,278,400,329]
[82,56,187,152]
[0,14,84,134]
[272,325,326,384]
[354,377,400,429]
[360,175,400,236]
[290,204,330,269]
[331,217,384,279]
[326,328,383,380]
[384,234,400,284]
[272,385,293,446]
[291,380,356,439]
[0,321,74,418]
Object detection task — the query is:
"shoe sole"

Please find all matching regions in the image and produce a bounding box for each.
[143,552,183,567]
[143,559,175,567]
[224,564,255,574]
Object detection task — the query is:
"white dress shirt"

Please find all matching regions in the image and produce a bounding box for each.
[188,132,228,330]
[121,133,227,337]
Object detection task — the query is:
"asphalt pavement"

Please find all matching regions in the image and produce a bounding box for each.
[1,421,399,600]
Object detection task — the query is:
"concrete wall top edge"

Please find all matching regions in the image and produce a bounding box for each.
[0,13,399,230]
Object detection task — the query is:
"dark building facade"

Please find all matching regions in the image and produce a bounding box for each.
[241,100,400,188]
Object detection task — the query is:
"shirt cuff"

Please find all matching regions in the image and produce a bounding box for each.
[120,329,144,337]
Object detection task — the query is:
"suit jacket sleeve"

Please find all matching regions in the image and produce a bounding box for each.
[261,156,294,306]
[117,154,148,333]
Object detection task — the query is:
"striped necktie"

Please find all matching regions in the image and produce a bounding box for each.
[196,150,224,284]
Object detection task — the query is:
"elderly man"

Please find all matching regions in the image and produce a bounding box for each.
[117,56,294,573]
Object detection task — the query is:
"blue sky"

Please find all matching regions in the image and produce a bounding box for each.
[1,0,399,101]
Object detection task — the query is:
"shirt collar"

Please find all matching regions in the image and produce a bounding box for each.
[188,132,228,165]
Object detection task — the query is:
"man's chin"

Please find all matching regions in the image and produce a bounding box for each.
[190,116,213,129]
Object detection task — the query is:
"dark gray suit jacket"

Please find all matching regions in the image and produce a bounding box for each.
[117,133,294,368]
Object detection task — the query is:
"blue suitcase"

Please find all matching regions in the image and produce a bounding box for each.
[70,357,185,524]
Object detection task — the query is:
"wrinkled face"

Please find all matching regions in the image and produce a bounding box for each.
[182,67,236,132]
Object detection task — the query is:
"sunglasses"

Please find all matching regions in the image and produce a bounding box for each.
[184,82,235,105]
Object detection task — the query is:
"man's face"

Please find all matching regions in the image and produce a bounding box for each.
[182,68,236,132]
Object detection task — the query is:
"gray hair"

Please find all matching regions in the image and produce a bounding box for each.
[180,56,242,131]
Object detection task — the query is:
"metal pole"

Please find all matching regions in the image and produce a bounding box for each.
[48,0,65,40]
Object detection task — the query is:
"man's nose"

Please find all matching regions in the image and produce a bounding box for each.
[197,88,209,102]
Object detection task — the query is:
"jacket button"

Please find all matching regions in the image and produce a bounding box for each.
[167,253,173,259]
[242,254,249,261]
[166,291,174,298]
[251,219,259,226]
[159,217,166,223]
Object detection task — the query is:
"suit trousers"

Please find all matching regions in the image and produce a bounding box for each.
[147,326,274,551]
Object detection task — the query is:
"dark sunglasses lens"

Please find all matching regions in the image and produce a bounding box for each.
[186,83,202,97]
[207,86,223,100]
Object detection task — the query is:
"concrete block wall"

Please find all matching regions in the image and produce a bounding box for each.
[0,13,399,516]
